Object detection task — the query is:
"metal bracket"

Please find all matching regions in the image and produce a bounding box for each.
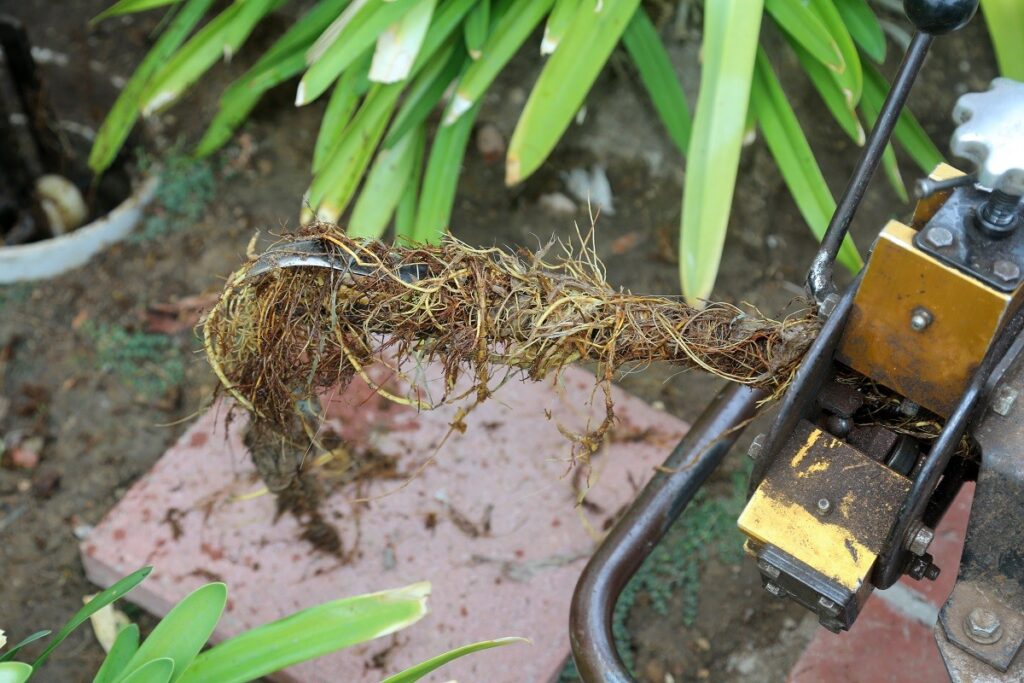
[914,185,1024,292]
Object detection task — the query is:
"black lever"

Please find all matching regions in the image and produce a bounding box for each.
[806,0,979,307]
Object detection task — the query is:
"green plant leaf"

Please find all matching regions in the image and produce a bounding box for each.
[764,0,842,70]
[31,566,152,669]
[0,662,33,683]
[93,0,181,22]
[177,582,431,683]
[386,42,464,147]
[298,0,418,105]
[464,0,490,59]
[413,102,481,242]
[679,0,763,302]
[89,0,214,173]
[118,583,226,683]
[809,0,862,106]
[381,637,528,683]
[0,631,51,663]
[395,129,427,240]
[507,0,641,184]
[981,0,1024,79]
[788,37,864,145]
[312,50,373,173]
[862,62,943,173]
[446,0,554,125]
[309,84,403,219]
[194,0,353,157]
[370,0,439,83]
[119,658,174,683]
[752,49,861,274]
[621,7,691,154]
[858,97,908,202]
[541,0,579,54]
[350,125,425,238]
[93,625,140,683]
[141,0,280,115]
[834,0,885,63]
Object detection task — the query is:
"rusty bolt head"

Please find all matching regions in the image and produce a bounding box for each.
[926,226,955,248]
[965,608,1003,644]
[993,259,1021,283]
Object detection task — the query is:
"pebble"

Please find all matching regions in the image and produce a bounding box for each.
[475,123,505,164]
[643,659,665,683]
[783,616,797,630]
[695,636,711,652]
[538,192,577,215]
[31,466,61,499]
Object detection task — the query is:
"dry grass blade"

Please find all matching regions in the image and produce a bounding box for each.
[203,224,820,460]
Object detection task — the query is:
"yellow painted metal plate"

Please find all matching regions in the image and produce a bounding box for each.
[738,421,911,592]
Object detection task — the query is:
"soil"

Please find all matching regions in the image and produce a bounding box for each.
[0,2,998,682]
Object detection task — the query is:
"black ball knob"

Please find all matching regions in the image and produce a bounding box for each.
[904,0,979,34]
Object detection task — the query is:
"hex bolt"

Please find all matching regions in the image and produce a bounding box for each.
[965,608,1003,645]
[993,259,1021,283]
[908,525,935,556]
[910,307,933,332]
[816,498,832,515]
[926,226,955,248]
[764,583,787,598]
[747,433,766,461]
[992,385,1019,416]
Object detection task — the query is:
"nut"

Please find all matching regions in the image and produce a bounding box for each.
[816,498,831,515]
[965,608,1003,644]
[747,433,766,461]
[757,558,781,579]
[992,385,1019,416]
[926,226,955,248]
[908,525,935,556]
[993,259,1021,283]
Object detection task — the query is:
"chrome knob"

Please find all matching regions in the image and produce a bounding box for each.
[951,78,1024,195]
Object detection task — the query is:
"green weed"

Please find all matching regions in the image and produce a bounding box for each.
[558,466,749,680]
[131,150,215,243]
[86,322,185,397]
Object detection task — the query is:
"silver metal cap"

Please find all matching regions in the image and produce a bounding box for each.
[951,78,1024,195]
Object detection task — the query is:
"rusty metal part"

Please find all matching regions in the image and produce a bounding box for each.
[569,383,763,683]
[739,420,912,630]
[936,325,1024,675]
[837,219,1024,417]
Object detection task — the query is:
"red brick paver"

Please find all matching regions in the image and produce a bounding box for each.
[81,367,689,683]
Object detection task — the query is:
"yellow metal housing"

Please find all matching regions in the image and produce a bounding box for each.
[836,220,1021,417]
[738,421,911,594]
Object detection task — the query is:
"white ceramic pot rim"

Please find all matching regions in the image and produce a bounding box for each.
[0,175,158,283]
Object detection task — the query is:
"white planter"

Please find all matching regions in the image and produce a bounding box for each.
[0,175,158,283]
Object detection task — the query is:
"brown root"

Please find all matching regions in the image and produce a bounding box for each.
[204,224,821,462]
